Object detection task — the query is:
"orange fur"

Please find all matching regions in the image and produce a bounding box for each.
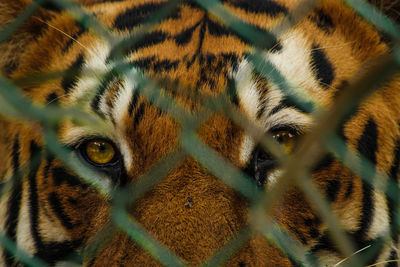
[0,0,399,266]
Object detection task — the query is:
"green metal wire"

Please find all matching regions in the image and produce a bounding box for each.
[0,0,399,266]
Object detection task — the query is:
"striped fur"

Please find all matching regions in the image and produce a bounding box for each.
[0,0,399,266]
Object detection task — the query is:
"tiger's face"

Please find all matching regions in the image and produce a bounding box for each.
[0,0,399,266]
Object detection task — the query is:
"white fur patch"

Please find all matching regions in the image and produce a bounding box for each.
[109,75,141,170]
[68,40,111,104]
[368,191,389,239]
[265,30,320,93]
[265,106,312,131]
[235,59,261,120]
[240,135,255,164]
[116,132,133,170]
[16,180,36,255]
[267,169,283,187]
[234,60,262,164]
[0,190,10,260]
[112,81,134,128]
[39,207,70,243]
[257,87,284,121]
[61,125,114,145]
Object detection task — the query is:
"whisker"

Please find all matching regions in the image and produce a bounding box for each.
[45,93,69,106]
[333,245,371,267]
[34,17,91,53]
[318,81,340,91]
[365,259,400,267]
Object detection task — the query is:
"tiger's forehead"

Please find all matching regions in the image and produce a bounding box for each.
[14,0,386,111]
[78,0,360,103]
[86,0,292,93]
[59,0,334,133]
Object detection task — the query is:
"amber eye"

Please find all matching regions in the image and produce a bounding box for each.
[84,139,117,165]
[272,130,296,153]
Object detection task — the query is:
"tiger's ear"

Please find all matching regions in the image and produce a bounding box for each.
[0,0,61,76]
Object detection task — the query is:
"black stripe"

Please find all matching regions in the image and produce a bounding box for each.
[268,97,311,117]
[113,2,180,30]
[61,54,84,94]
[269,41,283,53]
[87,256,97,267]
[256,101,266,120]
[152,59,179,72]
[51,166,88,189]
[312,153,334,172]
[310,45,335,88]
[223,53,239,73]
[11,136,20,176]
[3,60,18,76]
[36,240,83,265]
[108,30,168,62]
[309,8,335,34]
[378,30,394,49]
[48,192,77,230]
[207,18,231,37]
[227,78,239,107]
[386,249,399,267]
[325,179,341,202]
[62,26,85,53]
[129,31,168,53]
[174,23,198,45]
[187,18,207,70]
[344,180,354,199]
[358,119,378,165]
[282,96,314,114]
[118,164,128,187]
[45,92,59,105]
[355,118,378,241]
[268,102,285,117]
[43,155,54,178]
[128,90,140,116]
[91,71,118,113]
[221,0,288,16]
[4,136,22,266]
[33,0,62,12]
[25,140,45,265]
[131,56,155,70]
[133,102,146,128]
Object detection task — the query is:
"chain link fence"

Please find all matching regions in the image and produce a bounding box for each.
[0,0,399,266]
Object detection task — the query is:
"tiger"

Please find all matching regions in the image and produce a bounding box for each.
[0,0,399,266]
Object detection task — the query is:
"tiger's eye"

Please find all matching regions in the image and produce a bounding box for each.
[272,131,296,153]
[85,140,116,165]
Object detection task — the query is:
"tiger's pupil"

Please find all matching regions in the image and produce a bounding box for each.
[85,140,115,165]
[272,131,295,152]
